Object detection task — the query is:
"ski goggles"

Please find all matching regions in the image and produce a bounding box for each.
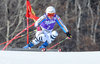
[47,13,55,17]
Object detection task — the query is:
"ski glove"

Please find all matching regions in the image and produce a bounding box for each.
[66,32,72,38]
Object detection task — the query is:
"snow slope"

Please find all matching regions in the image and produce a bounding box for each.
[0,51,100,64]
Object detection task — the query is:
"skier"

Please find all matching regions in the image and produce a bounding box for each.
[23,6,72,51]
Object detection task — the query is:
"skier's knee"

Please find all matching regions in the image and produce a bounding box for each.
[32,34,46,45]
[38,34,47,42]
[50,31,58,41]
[52,31,58,36]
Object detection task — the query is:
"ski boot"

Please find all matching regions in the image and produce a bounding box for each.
[39,41,48,52]
[23,42,34,49]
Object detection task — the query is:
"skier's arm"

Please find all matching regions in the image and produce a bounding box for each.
[56,15,72,38]
[35,15,46,27]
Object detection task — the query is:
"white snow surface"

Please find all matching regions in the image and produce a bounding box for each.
[0,51,100,64]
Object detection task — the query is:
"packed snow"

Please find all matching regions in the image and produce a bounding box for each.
[0,51,100,64]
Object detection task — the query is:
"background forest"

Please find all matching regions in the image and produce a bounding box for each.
[0,0,100,51]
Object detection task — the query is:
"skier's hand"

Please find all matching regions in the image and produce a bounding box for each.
[66,32,72,38]
[37,27,41,31]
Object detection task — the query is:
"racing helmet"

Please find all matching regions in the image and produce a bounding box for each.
[46,6,56,17]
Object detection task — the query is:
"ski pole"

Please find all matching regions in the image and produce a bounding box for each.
[47,37,70,50]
